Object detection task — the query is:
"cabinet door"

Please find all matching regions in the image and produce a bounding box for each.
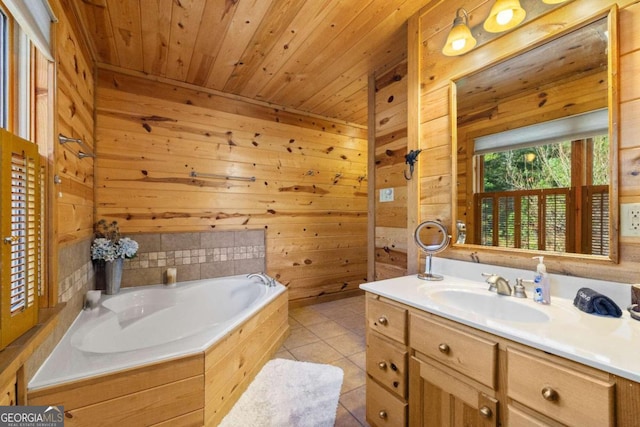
[409,357,497,427]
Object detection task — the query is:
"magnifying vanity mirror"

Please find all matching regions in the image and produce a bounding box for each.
[453,10,618,262]
[414,221,450,281]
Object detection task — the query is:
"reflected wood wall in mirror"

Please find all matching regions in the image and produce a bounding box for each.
[450,8,618,262]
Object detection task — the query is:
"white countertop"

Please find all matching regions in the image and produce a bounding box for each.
[360,273,640,383]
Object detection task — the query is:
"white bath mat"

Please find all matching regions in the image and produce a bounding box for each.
[219,358,344,427]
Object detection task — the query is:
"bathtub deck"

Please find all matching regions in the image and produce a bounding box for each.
[27,290,289,426]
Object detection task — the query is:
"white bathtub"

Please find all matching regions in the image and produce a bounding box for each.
[28,274,286,391]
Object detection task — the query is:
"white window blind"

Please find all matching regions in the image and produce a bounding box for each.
[2,0,56,61]
[474,109,609,155]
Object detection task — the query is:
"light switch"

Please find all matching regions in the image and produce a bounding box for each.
[379,188,394,202]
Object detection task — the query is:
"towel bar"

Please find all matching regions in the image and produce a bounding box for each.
[190,171,255,182]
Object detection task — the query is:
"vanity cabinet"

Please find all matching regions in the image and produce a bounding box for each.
[364,292,639,427]
[365,295,408,426]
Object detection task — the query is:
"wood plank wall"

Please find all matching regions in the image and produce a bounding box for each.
[53,0,95,247]
[373,62,409,279]
[94,70,368,303]
[414,0,640,283]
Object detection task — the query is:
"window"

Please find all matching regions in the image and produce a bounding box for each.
[16,25,32,139]
[0,8,8,129]
[473,111,610,255]
[0,0,55,136]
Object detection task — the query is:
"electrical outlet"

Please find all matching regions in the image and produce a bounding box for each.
[379,188,394,202]
[621,203,640,236]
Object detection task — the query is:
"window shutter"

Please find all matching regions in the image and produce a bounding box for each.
[0,129,40,349]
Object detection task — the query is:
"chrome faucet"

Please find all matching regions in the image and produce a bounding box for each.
[247,272,276,287]
[514,278,533,298]
[482,273,512,296]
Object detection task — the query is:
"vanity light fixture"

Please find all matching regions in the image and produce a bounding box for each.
[483,0,526,33]
[442,8,477,56]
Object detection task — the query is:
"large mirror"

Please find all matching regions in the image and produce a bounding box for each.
[453,12,617,262]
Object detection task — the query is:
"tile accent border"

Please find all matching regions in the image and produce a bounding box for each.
[124,246,264,270]
[120,229,266,288]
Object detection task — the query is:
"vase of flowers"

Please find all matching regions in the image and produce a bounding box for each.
[91,220,138,295]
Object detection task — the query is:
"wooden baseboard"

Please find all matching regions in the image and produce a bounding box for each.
[288,289,365,309]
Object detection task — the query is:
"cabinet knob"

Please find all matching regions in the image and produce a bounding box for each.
[479,406,492,418]
[378,410,388,419]
[541,386,559,402]
[438,343,450,354]
[377,316,388,325]
[378,361,387,370]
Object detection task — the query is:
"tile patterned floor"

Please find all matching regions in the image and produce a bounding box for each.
[273,295,371,426]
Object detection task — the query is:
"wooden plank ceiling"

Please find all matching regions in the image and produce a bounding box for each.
[70,0,432,126]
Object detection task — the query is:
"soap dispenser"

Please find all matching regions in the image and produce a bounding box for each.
[532,256,550,304]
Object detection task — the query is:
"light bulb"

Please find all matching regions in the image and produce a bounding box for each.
[452,38,466,51]
[496,9,514,26]
[484,0,526,33]
[442,8,477,56]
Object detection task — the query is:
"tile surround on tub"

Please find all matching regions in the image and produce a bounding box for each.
[120,230,266,288]
[58,238,94,303]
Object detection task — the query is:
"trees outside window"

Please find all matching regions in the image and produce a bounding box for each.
[476,135,609,255]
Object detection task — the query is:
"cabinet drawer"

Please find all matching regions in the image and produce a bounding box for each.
[366,376,407,427]
[508,405,562,427]
[409,313,497,388]
[507,348,614,427]
[366,332,407,398]
[367,297,407,344]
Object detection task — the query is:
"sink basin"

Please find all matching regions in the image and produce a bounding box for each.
[427,289,550,323]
